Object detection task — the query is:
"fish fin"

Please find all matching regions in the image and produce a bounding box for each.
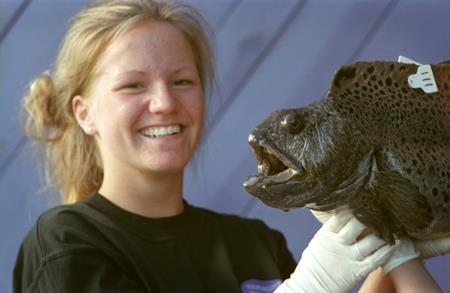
[350,158,432,244]
[350,187,397,244]
[329,64,358,91]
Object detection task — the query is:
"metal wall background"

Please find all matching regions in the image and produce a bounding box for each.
[1,0,449,291]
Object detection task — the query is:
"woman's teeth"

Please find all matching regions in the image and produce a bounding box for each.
[140,125,181,138]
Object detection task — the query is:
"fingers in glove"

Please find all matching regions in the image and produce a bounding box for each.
[324,209,353,233]
[311,207,352,224]
[362,240,397,269]
[353,233,387,260]
[310,210,332,224]
[383,239,420,274]
[414,236,450,259]
[337,216,366,244]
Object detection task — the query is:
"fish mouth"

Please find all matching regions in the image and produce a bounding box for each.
[243,135,350,211]
[254,144,303,180]
[243,141,306,193]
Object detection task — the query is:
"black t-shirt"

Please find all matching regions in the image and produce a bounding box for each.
[13,193,296,292]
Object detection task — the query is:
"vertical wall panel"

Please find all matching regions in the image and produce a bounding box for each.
[0,1,22,35]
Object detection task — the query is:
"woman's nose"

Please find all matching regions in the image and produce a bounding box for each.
[148,83,177,114]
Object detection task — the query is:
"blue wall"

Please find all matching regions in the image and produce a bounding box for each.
[1,0,449,291]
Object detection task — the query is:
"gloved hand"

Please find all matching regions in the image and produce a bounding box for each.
[382,237,450,275]
[275,210,397,293]
[311,209,420,274]
[382,237,419,273]
[414,237,450,259]
[309,207,346,224]
[312,209,450,260]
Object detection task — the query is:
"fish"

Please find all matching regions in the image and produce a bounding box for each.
[243,60,450,243]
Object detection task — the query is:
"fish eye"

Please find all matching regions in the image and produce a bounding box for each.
[281,113,304,134]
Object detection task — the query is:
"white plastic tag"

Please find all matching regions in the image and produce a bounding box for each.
[408,64,438,93]
[398,55,422,65]
[398,55,438,94]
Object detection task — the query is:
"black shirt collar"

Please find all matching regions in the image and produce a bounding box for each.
[86,192,204,242]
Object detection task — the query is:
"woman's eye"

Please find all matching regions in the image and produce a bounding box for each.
[173,79,192,86]
[124,82,144,89]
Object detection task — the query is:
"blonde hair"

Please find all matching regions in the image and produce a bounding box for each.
[22,0,215,203]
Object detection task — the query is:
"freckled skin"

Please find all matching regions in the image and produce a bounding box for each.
[244,60,450,243]
[87,21,204,177]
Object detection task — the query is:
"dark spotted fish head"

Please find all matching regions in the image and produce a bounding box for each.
[243,103,358,211]
[244,60,450,243]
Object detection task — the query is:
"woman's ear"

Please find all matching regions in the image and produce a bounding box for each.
[72,95,97,135]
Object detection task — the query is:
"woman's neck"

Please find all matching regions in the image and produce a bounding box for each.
[99,168,185,218]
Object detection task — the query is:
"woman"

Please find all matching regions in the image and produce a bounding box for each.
[13,0,446,292]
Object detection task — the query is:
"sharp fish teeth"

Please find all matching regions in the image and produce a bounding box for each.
[258,164,264,173]
[140,125,181,138]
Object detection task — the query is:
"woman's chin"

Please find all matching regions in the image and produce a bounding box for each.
[139,158,190,175]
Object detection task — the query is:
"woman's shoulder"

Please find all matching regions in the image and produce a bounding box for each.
[13,202,136,292]
[21,200,109,253]
[35,201,99,234]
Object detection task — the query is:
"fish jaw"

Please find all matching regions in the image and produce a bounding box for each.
[243,135,326,210]
[243,172,322,210]
[242,153,368,211]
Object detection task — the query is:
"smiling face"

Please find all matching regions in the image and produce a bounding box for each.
[74,20,204,180]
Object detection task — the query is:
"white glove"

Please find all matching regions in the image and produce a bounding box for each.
[414,236,450,259]
[313,209,450,258]
[381,237,450,275]
[275,210,397,293]
[310,207,346,224]
[382,238,419,273]
[312,209,420,274]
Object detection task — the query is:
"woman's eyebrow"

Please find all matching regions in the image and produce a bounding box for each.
[114,66,198,77]
[115,70,147,76]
